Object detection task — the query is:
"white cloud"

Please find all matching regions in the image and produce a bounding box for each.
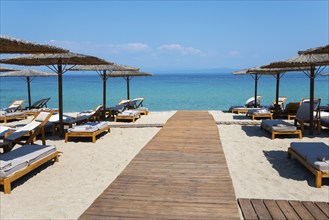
[47,40,150,54]
[158,44,204,56]
[228,50,240,56]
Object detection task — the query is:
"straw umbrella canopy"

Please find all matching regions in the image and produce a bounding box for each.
[236,67,311,117]
[0,52,111,136]
[0,66,18,72]
[262,54,329,134]
[69,64,139,119]
[0,69,57,108]
[298,45,329,55]
[0,35,69,54]
[107,70,153,100]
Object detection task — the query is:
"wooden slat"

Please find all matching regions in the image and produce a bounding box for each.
[315,202,329,218]
[238,198,258,220]
[251,199,273,220]
[263,199,287,220]
[276,200,301,220]
[302,201,329,219]
[79,111,240,219]
[289,201,315,220]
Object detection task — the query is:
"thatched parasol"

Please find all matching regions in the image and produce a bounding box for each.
[69,64,139,119]
[0,52,111,136]
[0,35,69,54]
[0,69,57,108]
[0,66,18,72]
[107,70,153,100]
[298,45,329,55]
[262,54,329,134]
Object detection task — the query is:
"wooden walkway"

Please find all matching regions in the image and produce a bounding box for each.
[79,111,240,219]
[238,198,329,220]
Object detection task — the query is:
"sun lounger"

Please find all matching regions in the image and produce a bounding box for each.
[248,108,273,120]
[261,119,302,139]
[282,102,300,119]
[2,100,25,112]
[294,98,321,133]
[267,96,288,110]
[229,96,263,113]
[127,98,149,115]
[106,100,131,117]
[0,144,59,194]
[24,98,50,110]
[114,109,140,122]
[288,142,329,188]
[0,126,15,139]
[0,110,54,153]
[65,122,110,143]
[0,111,27,123]
[320,117,329,128]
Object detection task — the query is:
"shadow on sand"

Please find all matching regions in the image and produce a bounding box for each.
[263,150,328,187]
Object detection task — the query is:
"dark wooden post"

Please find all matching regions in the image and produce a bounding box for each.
[274,73,280,118]
[27,76,32,109]
[58,59,64,137]
[102,70,107,120]
[126,77,130,100]
[254,73,258,107]
[309,66,315,135]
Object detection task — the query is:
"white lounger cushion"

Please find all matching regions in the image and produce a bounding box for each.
[118,110,139,116]
[68,122,109,133]
[0,111,25,117]
[290,142,329,172]
[0,126,15,138]
[262,120,297,132]
[0,144,57,178]
[5,121,42,141]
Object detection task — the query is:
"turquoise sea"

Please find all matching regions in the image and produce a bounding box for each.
[1,72,328,112]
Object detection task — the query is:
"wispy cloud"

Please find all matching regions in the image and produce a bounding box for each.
[48,40,150,54]
[228,50,240,57]
[158,44,204,56]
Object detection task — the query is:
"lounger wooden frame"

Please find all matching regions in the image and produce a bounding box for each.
[288,147,329,188]
[114,112,141,122]
[0,151,59,194]
[270,130,302,140]
[251,113,273,120]
[0,114,27,123]
[65,124,111,143]
[231,108,250,114]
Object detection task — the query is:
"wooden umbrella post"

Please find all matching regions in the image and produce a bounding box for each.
[26,76,32,109]
[102,70,107,120]
[58,59,64,137]
[309,66,315,135]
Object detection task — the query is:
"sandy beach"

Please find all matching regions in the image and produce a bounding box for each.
[1,110,328,219]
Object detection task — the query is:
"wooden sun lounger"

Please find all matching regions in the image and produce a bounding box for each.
[261,120,302,140]
[251,112,273,120]
[0,145,59,194]
[288,142,329,188]
[114,110,140,122]
[65,123,111,143]
[0,113,27,123]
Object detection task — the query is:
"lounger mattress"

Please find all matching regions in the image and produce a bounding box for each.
[0,145,57,178]
[261,120,297,132]
[290,142,329,172]
[68,122,109,133]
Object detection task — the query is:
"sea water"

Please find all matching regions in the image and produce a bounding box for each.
[0,72,328,112]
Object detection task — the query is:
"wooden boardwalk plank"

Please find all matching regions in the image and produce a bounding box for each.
[79,111,240,219]
[315,202,329,218]
[302,201,329,219]
[289,200,315,220]
[238,198,258,220]
[263,199,287,220]
[251,199,272,220]
[276,200,301,220]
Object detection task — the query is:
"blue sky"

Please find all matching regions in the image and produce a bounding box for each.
[1,0,328,72]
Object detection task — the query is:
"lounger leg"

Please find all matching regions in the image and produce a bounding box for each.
[92,135,96,143]
[41,127,46,145]
[108,128,111,133]
[54,154,59,162]
[298,131,302,139]
[3,179,11,194]
[271,132,275,140]
[315,172,322,188]
[65,133,68,143]
[252,115,255,120]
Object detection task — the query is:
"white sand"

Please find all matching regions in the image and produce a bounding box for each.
[1,110,328,219]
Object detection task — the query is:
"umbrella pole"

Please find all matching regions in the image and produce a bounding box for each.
[102,71,106,120]
[126,77,130,100]
[27,76,32,109]
[309,66,315,135]
[58,59,64,137]
[274,73,280,118]
[254,74,258,107]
